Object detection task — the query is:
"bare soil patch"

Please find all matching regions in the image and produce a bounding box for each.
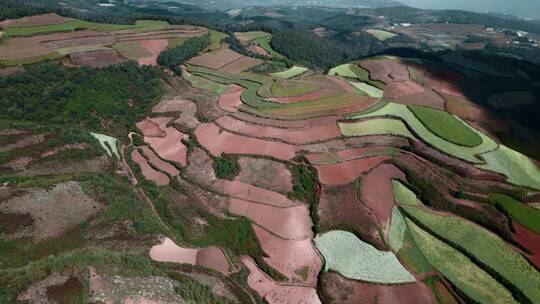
[253,225,322,286]
[322,272,436,304]
[0,13,73,27]
[394,88,446,110]
[194,123,297,160]
[132,149,170,186]
[383,80,425,99]
[0,181,102,239]
[70,49,126,68]
[188,48,243,69]
[242,257,321,304]
[17,273,73,304]
[306,146,389,165]
[140,146,179,177]
[236,157,292,193]
[360,164,405,225]
[360,59,410,83]
[218,84,245,112]
[219,56,262,74]
[221,180,295,207]
[514,223,540,268]
[248,45,270,57]
[138,39,168,66]
[315,156,389,186]
[138,117,188,166]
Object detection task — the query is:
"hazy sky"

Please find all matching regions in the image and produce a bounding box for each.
[398,0,540,19]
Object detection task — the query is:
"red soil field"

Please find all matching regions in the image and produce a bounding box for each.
[138,117,188,166]
[248,45,270,57]
[194,123,297,160]
[219,56,262,74]
[323,272,436,304]
[253,225,322,286]
[315,156,390,186]
[383,80,425,99]
[231,111,341,129]
[306,146,389,165]
[361,164,406,225]
[360,59,410,84]
[188,48,243,69]
[0,13,72,27]
[131,149,170,186]
[229,198,312,240]
[136,117,167,137]
[318,183,386,249]
[513,223,540,268]
[236,157,293,193]
[218,84,245,112]
[70,49,127,68]
[196,246,230,274]
[266,88,337,104]
[326,76,358,94]
[242,257,321,304]
[393,88,446,110]
[215,115,342,145]
[140,146,179,177]
[138,39,168,66]
[221,180,295,207]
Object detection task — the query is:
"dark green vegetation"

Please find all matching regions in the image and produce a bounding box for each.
[290,164,320,233]
[213,155,240,180]
[488,193,540,234]
[158,35,211,75]
[409,105,483,147]
[0,62,163,137]
[0,0,52,20]
[168,272,235,304]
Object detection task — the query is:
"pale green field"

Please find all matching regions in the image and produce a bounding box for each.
[183,71,228,95]
[209,30,228,51]
[366,29,397,41]
[477,145,540,190]
[347,103,498,163]
[91,132,119,159]
[112,41,151,61]
[237,31,270,41]
[404,206,540,303]
[338,118,414,138]
[57,44,111,55]
[328,64,357,78]
[315,230,416,283]
[406,219,517,304]
[392,180,423,206]
[0,52,64,66]
[388,208,406,251]
[270,66,308,79]
[349,81,384,98]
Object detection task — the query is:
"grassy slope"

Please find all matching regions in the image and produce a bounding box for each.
[270,80,319,97]
[488,193,540,234]
[366,29,397,41]
[406,219,517,304]
[339,117,414,138]
[253,35,285,60]
[270,66,308,79]
[392,180,423,206]
[409,105,483,147]
[403,206,540,304]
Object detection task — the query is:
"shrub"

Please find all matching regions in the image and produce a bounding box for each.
[214,155,240,180]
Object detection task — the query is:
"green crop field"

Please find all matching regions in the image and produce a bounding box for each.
[406,219,518,304]
[209,30,228,51]
[366,29,397,41]
[339,117,414,138]
[183,71,228,95]
[396,225,434,275]
[348,102,498,163]
[392,180,423,206]
[349,81,384,98]
[404,206,540,303]
[3,19,171,37]
[270,66,308,79]
[270,80,319,97]
[113,42,151,61]
[328,64,357,78]
[477,145,540,190]
[315,230,415,283]
[253,35,285,59]
[489,193,540,234]
[409,105,483,147]
[388,208,407,251]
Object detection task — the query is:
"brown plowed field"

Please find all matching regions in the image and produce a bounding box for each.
[221,180,296,207]
[360,59,410,83]
[229,198,312,240]
[248,45,270,57]
[70,49,126,68]
[319,183,386,249]
[132,149,170,186]
[231,112,340,129]
[242,257,322,304]
[138,117,188,166]
[136,117,167,137]
[306,146,389,165]
[393,88,446,110]
[219,56,262,74]
[326,76,359,94]
[188,49,243,69]
[215,115,341,145]
[266,88,337,104]
[236,157,293,193]
[360,164,406,225]
[218,84,245,112]
[196,246,230,274]
[138,39,168,66]
[315,156,390,186]
[322,272,436,304]
[253,225,322,286]
[194,123,297,160]
[140,146,179,177]
[383,81,425,99]
[152,98,195,113]
[514,223,540,268]
[0,13,72,27]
